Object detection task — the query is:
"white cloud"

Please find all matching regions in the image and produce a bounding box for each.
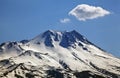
[60,18,70,23]
[69,4,110,21]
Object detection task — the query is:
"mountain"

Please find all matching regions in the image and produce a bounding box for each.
[0,30,120,78]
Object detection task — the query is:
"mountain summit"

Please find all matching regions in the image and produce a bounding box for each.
[0,30,120,78]
[32,30,90,48]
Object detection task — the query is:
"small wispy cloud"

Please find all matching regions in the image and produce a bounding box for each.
[60,18,70,23]
[69,4,110,21]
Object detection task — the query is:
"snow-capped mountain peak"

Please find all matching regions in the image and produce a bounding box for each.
[0,30,120,78]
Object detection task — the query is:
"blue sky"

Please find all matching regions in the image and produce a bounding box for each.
[0,0,120,57]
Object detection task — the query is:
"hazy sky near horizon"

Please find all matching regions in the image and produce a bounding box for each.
[0,0,120,57]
